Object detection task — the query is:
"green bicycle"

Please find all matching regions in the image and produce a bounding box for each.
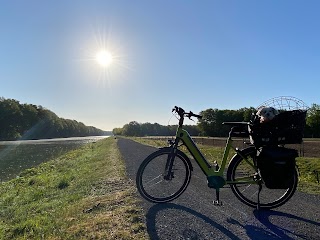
[136,106,304,209]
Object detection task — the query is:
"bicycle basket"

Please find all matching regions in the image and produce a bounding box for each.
[249,97,308,146]
[249,110,307,146]
[257,96,309,111]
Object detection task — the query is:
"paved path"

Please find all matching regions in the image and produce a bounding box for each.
[118,138,320,240]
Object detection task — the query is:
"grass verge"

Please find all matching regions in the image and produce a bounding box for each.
[0,138,147,239]
[296,157,320,194]
[131,137,320,195]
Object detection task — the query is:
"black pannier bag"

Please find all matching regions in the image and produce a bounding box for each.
[249,110,307,146]
[257,147,298,189]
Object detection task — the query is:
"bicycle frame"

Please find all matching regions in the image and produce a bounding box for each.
[173,126,257,188]
[136,106,299,209]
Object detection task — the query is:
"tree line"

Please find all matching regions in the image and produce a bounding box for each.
[112,121,200,137]
[0,97,106,140]
[113,104,320,138]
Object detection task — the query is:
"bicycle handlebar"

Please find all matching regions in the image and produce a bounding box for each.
[172,106,203,121]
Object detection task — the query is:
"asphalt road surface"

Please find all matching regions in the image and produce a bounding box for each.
[118,138,320,240]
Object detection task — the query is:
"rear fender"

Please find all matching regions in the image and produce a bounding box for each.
[229,146,256,165]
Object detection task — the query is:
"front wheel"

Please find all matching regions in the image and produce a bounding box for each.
[227,147,298,209]
[136,148,192,203]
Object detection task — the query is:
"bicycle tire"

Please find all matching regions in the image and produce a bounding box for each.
[227,147,298,209]
[136,147,192,203]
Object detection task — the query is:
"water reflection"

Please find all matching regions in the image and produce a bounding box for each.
[0,136,109,182]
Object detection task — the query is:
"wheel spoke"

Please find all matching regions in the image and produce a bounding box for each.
[227,147,298,209]
[144,174,164,188]
[136,148,191,203]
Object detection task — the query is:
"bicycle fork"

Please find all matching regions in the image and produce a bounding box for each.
[163,146,178,180]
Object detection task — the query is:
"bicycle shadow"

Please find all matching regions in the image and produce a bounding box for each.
[146,203,320,240]
[146,203,278,240]
[227,209,320,239]
[252,209,320,239]
[146,203,241,240]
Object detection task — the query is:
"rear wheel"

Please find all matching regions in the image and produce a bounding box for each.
[227,147,298,209]
[136,148,192,203]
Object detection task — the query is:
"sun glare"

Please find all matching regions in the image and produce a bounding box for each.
[78,25,132,87]
[95,50,113,67]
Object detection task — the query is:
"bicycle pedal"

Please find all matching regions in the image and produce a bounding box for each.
[213,200,223,206]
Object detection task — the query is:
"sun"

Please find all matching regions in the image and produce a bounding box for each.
[78,25,132,86]
[95,50,113,67]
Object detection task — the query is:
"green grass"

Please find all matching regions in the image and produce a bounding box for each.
[0,136,318,238]
[296,157,320,194]
[0,138,147,240]
[132,137,320,195]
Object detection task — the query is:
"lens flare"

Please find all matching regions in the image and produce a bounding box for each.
[95,50,113,67]
[77,23,133,88]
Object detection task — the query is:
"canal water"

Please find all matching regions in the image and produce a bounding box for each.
[0,136,109,182]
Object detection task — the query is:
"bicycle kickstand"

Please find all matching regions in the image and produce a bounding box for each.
[213,189,223,206]
[256,183,262,210]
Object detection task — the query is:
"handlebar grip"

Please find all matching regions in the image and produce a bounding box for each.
[192,113,202,119]
[195,114,202,119]
[189,111,202,119]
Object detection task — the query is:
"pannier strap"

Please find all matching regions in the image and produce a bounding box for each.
[257,147,298,159]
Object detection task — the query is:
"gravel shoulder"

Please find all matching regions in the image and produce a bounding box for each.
[118,138,320,240]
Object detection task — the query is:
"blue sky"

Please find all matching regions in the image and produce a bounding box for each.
[1,1,319,130]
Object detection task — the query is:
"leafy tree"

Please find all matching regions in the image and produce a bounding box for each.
[113,122,199,137]
[140,122,154,136]
[112,104,320,138]
[241,107,256,121]
[0,98,22,139]
[198,107,256,136]
[306,104,320,137]
[112,128,123,135]
[122,121,142,136]
[197,108,217,136]
[0,97,105,140]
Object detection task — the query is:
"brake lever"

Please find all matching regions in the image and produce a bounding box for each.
[172,106,178,113]
[187,111,195,122]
